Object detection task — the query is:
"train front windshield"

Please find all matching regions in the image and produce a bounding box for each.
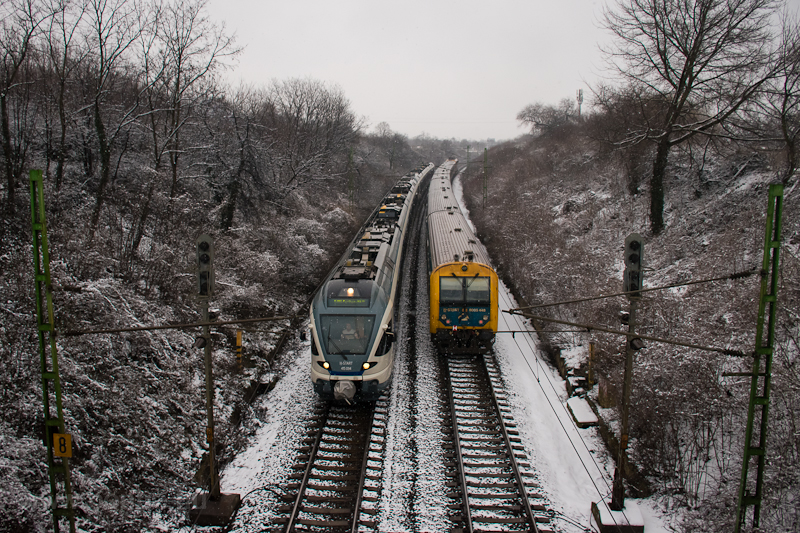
[440,276,491,305]
[321,315,376,355]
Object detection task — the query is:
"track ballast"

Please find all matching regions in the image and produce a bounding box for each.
[443,353,555,533]
[273,397,388,532]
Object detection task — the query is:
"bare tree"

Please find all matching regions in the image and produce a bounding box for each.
[84,0,147,233]
[602,0,779,233]
[0,0,50,214]
[44,0,89,191]
[516,98,576,134]
[373,121,406,169]
[140,0,238,198]
[737,10,800,184]
[264,78,361,194]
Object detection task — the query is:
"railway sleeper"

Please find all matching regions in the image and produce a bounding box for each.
[452,491,521,499]
[305,482,358,491]
[459,437,505,444]
[464,472,516,478]
[451,514,528,524]
[451,503,525,512]
[295,518,350,527]
[453,422,495,430]
[310,464,361,472]
[460,441,509,448]
[466,481,521,488]
[461,453,509,459]
[303,495,353,503]
[299,506,352,515]
[308,473,359,481]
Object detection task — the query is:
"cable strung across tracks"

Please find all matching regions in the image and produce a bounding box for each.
[443,354,555,533]
[273,396,388,532]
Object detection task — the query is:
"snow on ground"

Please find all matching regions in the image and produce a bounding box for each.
[177,342,316,532]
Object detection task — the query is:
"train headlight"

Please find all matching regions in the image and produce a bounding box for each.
[346,287,355,297]
[362,362,371,370]
[483,315,489,321]
[461,265,468,272]
[322,361,330,370]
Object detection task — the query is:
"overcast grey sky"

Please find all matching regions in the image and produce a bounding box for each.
[203,0,608,141]
[204,0,800,143]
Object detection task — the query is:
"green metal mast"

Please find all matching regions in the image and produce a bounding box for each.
[734,183,784,532]
[29,170,76,533]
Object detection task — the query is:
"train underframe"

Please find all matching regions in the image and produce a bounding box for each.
[313,376,390,402]
[433,328,494,355]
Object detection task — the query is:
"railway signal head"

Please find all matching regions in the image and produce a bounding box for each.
[196,234,215,297]
[623,233,644,298]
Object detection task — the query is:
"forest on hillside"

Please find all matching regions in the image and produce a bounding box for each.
[0,0,468,530]
[461,1,800,530]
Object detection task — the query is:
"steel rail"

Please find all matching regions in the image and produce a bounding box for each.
[444,353,545,533]
[482,354,540,532]
[350,401,378,533]
[282,401,330,533]
[445,357,474,533]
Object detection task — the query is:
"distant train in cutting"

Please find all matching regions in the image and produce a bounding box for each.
[310,163,435,402]
[427,160,498,354]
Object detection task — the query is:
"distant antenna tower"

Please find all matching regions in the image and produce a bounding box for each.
[576,89,584,120]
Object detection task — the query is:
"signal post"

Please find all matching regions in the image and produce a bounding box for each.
[592,234,645,533]
[189,234,240,526]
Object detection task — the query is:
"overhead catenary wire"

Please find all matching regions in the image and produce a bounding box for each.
[507,310,750,357]
[496,287,632,530]
[508,268,758,312]
[60,315,296,337]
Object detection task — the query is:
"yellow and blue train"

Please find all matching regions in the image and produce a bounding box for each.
[427,160,498,354]
[310,163,435,401]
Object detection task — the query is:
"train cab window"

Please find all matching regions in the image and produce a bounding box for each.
[465,277,491,304]
[440,277,464,304]
[440,276,490,305]
[326,280,372,308]
[321,315,375,355]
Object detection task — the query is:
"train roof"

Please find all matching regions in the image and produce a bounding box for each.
[427,161,492,269]
[329,164,432,282]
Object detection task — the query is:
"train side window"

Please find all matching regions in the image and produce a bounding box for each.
[377,330,394,356]
[381,264,393,294]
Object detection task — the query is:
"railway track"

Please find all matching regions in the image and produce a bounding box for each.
[443,353,555,533]
[273,396,388,532]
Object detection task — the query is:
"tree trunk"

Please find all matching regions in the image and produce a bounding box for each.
[90,102,112,233]
[1,93,15,215]
[130,181,155,260]
[650,137,671,235]
[220,176,239,231]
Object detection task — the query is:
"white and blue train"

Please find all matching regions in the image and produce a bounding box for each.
[310,163,435,401]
